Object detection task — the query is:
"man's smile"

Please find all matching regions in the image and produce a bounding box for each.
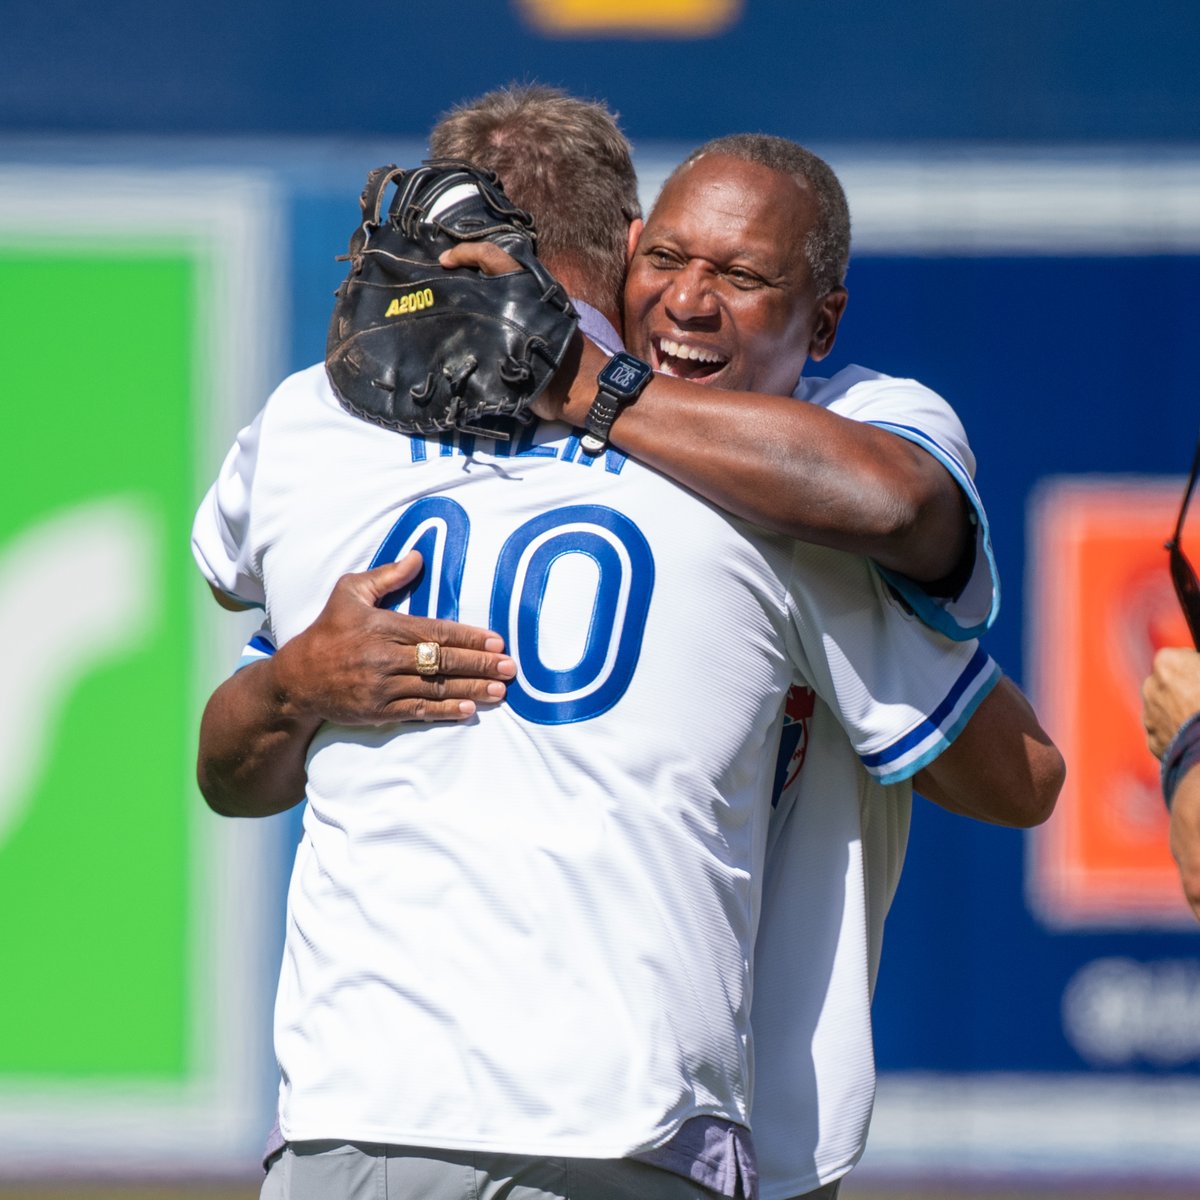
[651,335,730,382]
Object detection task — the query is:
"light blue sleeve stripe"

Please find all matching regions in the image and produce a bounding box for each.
[861,645,993,768]
[867,420,1001,642]
[859,652,998,782]
[234,628,277,673]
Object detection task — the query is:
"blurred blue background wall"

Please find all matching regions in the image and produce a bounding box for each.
[4,0,1199,143]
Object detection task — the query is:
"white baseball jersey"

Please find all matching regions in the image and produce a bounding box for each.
[752,364,1001,1198]
[192,343,997,1161]
[798,365,998,642]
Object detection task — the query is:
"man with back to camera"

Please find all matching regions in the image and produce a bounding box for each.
[201,88,1003,798]
[193,86,1062,1200]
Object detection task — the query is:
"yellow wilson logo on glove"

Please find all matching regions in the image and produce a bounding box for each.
[385,288,435,318]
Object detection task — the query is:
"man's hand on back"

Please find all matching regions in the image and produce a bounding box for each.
[197,551,515,817]
[272,551,515,726]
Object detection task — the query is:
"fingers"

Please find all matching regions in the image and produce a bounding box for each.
[374,672,510,724]
[415,614,513,657]
[403,643,516,682]
[347,552,425,604]
[340,559,509,655]
[373,617,509,661]
[319,661,511,727]
[349,621,513,681]
[373,606,510,656]
[388,676,511,720]
[439,243,521,275]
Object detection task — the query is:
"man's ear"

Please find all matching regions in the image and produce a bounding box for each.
[808,287,848,362]
[625,218,644,266]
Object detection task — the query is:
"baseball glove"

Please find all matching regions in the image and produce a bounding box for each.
[325,159,579,440]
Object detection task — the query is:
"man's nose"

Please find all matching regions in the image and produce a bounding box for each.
[663,261,719,324]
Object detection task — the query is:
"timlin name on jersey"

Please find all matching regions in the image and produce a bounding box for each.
[406,421,629,473]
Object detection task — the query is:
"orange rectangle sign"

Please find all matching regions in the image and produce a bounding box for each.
[1029,477,1196,928]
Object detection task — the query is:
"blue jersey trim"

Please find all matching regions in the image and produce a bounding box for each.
[871,659,1001,785]
[860,645,994,769]
[235,630,277,673]
[248,632,276,656]
[867,421,1001,642]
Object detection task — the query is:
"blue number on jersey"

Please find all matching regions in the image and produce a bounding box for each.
[371,499,654,726]
[490,505,654,725]
[368,496,469,619]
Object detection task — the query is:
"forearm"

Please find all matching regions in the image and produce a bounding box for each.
[197,658,319,818]
[562,341,968,582]
[913,676,1065,827]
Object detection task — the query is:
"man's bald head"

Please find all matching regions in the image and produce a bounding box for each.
[430,84,640,319]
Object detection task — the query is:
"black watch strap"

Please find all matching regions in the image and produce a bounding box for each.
[581,352,653,456]
[580,392,624,456]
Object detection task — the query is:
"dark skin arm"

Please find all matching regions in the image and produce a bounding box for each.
[542,335,969,585]
[440,242,970,585]
[912,675,1065,828]
[197,552,515,818]
[199,243,974,817]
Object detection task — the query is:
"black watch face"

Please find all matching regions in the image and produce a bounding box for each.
[598,352,653,399]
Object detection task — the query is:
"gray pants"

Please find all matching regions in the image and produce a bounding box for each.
[262,1142,724,1200]
[261,1141,841,1200]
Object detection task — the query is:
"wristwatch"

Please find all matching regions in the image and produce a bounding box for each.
[580,351,654,456]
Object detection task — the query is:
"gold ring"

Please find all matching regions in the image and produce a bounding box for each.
[414,641,442,676]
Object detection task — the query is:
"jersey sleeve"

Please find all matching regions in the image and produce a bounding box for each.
[783,541,1000,783]
[807,369,1000,640]
[237,624,277,672]
[191,409,267,609]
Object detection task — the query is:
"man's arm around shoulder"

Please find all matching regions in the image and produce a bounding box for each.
[549,338,969,584]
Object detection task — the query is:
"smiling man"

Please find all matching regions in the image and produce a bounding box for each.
[193,88,1060,1200]
[627,148,846,397]
[537,135,991,630]
[524,133,1034,1198]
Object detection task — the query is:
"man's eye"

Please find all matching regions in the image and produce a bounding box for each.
[646,248,681,268]
[726,269,762,289]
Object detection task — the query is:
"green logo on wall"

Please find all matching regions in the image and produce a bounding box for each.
[0,250,194,1079]
[0,170,280,1168]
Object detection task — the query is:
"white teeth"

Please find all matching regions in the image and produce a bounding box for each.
[657,336,726,365]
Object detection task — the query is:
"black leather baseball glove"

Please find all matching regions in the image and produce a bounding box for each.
[325,160,579,440]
